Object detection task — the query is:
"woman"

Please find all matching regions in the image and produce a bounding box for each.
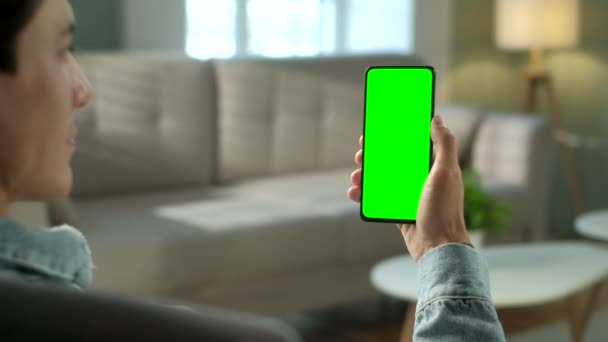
[0,0,505,340]
[0,0,92,289]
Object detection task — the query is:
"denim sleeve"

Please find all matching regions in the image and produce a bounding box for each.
[414,243,506,342]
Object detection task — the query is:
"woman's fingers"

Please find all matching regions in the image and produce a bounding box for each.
[348,136,364,203]
[351,169,361,186]
[347,186,361,203]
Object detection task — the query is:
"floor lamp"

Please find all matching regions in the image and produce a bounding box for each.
[496,0,585,214]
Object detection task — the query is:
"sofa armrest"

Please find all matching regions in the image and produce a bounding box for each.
[8,202,50,228]
[6,199,79,229]
[471,113,553,241]
[47,198,79,227]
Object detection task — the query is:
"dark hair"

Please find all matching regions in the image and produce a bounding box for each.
[0,0,43,73]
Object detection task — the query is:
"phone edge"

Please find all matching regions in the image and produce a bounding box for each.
[359,65,436,225]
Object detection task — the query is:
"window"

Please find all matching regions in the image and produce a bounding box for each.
[185,0,236,58]
[248,0,322,57]
[345,0,414,53]
[186,0,414,59]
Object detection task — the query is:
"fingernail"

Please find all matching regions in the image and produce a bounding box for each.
[434,115,446,127]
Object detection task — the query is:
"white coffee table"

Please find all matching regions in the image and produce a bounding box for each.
[370,242,608,342]
[575,210,608,241]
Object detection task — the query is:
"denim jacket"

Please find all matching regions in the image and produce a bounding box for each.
[0,218,93,290]
[415,243,506,341]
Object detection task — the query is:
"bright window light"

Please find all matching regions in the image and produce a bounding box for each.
[320,0,336,54]
[186,0,236,59]
[185,0,414,59]
[346,0,414,53]
[248,0,322,57]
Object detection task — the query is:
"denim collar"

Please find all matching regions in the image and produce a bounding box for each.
[0,217,93,288]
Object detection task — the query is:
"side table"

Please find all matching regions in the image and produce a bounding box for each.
[575,210,608,241]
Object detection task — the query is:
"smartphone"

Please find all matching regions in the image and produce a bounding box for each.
[361,66,435,224]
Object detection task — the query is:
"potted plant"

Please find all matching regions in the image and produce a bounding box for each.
[463,169,511,249]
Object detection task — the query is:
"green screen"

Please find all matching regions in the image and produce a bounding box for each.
[361,67,434,222]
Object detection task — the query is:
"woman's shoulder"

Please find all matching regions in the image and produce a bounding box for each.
[0,218,93,289]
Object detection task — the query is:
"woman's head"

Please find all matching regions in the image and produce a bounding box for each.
[0,0,91,204]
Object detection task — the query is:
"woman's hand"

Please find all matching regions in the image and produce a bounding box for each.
[348,116,470,261]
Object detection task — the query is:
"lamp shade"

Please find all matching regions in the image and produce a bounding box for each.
[496,0,579,50]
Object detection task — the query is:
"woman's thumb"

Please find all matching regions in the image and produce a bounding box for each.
[431,116,458,167]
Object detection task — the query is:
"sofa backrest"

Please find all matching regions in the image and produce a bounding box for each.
[73,54,426,194]
[214,55,424,183]
[72,53,218,197]
[471,113,553,240]
[472,113,551,186]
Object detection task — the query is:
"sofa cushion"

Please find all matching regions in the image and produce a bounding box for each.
[93,57,160,134]
[159,168,404,266]
[271,70,324,173]
[72,54,217,197]
[320,81,364,169]
[75,168,404,297]
[215,61,276,182]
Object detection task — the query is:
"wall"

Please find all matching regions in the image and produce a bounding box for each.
[414,0,454,104]
[70,0,123,50]
[448,0,608,237]
[72,0,421,56]
[123,0,186,51]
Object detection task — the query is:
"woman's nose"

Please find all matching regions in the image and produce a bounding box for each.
[70,57,92,109]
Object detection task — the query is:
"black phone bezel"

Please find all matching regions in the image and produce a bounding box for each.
[360,65,436,224]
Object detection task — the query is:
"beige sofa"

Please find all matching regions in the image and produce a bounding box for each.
[52,53,553,315]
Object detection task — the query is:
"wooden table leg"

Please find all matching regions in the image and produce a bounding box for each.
[569,283,602,342]
[399,302,416,342]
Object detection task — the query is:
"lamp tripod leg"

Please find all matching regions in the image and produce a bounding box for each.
[543,78,586,214]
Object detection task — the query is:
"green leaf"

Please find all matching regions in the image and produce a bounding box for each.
[462,169,512,233]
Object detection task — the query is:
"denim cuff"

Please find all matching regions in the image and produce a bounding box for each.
[416,243,492,313]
